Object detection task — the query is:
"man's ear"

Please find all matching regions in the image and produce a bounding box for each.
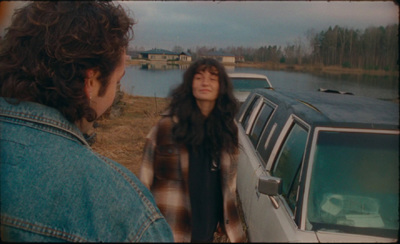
[84,69,98,99]
[84,80,92,100]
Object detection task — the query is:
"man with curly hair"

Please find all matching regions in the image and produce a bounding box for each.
[0,1,173,242]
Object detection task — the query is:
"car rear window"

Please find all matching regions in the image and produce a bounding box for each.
[232,78,270,91]
[306,130,399,238]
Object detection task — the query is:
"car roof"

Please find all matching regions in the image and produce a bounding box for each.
[228,72,273,88]
[251,88,399,129]
[228,72,269,79]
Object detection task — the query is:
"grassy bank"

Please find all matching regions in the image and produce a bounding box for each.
[235,61,399,76]
[92,94,170,175]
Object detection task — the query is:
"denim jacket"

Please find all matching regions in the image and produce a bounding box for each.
[0,97,174,242]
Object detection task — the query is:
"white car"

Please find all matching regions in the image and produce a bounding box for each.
[228,72,273,103]
[236,88,399,242]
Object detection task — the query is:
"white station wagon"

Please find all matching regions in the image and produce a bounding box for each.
[228,72,273,103]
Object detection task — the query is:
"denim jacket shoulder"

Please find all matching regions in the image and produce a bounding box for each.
[0,98,173,242]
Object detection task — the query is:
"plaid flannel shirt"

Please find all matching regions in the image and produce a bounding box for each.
[139,116,246,242]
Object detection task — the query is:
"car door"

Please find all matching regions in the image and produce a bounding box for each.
[248,115,319,242]
[237,99,278,239]
[236,95,264,219]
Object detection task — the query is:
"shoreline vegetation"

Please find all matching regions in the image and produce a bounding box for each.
[126,59,399,77]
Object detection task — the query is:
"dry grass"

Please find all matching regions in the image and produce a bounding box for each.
[91,93,245,242]
[92,94,170,175]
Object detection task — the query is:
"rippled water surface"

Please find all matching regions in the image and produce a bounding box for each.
[121,65,399,101]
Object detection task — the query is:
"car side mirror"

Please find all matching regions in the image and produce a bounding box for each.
[258,175,282,196]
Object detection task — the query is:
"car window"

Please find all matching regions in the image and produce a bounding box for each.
[232,78,270,91]
[306,130,399,238]
[257,122,278,166]
[272,122,308,213]
[240,95,260,131]
[249,102,274,147]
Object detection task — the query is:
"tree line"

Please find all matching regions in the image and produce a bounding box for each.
[180,24,398,72]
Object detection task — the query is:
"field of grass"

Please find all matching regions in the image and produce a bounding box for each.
[92,94,169,175]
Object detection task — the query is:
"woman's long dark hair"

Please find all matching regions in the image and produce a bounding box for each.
[0,1,135,123]
[168,58,239,160]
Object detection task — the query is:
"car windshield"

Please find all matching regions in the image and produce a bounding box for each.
[231,78,270,91]
[306,130,399,238]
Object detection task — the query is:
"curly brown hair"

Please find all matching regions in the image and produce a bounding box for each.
[0,1,135,122]
[168,58,239,161]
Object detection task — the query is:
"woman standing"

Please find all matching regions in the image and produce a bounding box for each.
[140,58,246,242]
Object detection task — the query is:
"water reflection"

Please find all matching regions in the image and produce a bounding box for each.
[317,73,398,90]
[311,72,399,100]
[140,62,235,71]
[121,64,398,101]
[122,65,184,98]
[141,63,190,70]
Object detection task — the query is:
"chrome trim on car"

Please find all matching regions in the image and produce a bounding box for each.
[245,98,263,135]
[264,123,277,150]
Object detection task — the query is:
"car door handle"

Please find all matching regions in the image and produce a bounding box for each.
[255,185,260,199]
[256,185,280,209]
[269,195,280,209]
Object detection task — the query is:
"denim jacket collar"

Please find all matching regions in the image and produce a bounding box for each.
[0,97,89,147]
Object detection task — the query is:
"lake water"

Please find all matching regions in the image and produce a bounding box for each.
[121,64,399,101]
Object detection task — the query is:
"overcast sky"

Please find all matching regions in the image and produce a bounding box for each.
[118,0,398,51]
[1,1,398,51]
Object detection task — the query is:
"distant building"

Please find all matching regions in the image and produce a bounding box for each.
[201,51,236,64]
[139,48,179,61]
[179,51,192,62]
